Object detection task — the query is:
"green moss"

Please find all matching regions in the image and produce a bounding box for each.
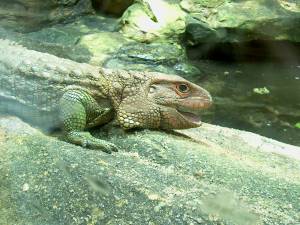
[253,87,270,95]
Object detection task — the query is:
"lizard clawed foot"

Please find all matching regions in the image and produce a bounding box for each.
[66,131,118,154]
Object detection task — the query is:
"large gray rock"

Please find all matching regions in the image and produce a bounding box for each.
[105,41,201,76]
[120,0,186,42]
[0,0,94,32]
[119,0,300,44]
[1,116,300,224]
[183,0,300,44]
[0,15,199,76]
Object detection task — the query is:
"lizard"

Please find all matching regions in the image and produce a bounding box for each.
[0,39,212,153]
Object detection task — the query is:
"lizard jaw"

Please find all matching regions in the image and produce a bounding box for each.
[158,97,212,129]
[177,110,202,126]
[175,96,212,127]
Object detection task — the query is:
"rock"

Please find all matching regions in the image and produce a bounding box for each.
[77,32,131,65]
[112,42,185,65]
[23,15,125,66]
[0,15,199,75]
[0,0,94,32]
[185,17,218,45]
[0,16,131,66]
[105,42,201,76]
[0,116,300,224]
[118,0,300,44]
[120,0,186,42]
[182,0,300,44]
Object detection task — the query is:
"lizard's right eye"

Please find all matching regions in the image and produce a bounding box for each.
[176,83,190,93]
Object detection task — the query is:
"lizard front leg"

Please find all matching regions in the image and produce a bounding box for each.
[59,89,118,153]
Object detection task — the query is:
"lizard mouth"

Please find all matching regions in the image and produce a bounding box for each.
[177,110,201,125]
[175,97,212,126]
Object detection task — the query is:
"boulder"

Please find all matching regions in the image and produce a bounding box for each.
[118,0,300,44]
[1,116,300,224]
[120,0,186,42]
[182,0,300,44]
[105,42,201,76]
[0,0,94,32]
[0,15,199,75]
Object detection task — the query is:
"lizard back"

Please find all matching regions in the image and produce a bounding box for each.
[0,39,109,129]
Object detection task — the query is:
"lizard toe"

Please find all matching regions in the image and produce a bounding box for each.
[66,131,118,153]
[86,140,119,154]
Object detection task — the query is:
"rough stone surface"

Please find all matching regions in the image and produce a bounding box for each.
[105,42,201,76]
[0,0,94,32]
[1,116,300,225]
[120,0,186,42]
[0,15,198,75]
[118,0,300,43]
[182,0,300,44]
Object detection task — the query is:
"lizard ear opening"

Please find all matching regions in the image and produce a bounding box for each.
[149,85,157,94]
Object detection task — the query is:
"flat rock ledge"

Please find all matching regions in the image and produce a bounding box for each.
[0,116,299,225]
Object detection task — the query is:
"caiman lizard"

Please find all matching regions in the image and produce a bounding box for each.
[0,39,212,153]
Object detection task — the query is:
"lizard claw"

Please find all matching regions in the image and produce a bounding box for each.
[86,140,118,154]
[66,131,118,153]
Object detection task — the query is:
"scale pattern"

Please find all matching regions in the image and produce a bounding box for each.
[0,39,212,153]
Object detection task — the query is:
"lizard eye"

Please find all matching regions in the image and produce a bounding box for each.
[176,83,189,93]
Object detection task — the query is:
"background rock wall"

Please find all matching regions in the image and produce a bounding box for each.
[0,0,94,32]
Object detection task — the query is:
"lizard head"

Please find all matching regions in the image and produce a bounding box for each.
[146,73,212,129]
[114,71,212,130]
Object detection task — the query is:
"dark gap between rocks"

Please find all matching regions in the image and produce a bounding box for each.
[91,0,134,17]
[187,40,300,63]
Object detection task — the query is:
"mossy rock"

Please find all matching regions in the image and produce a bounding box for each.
[1,116,300,224]
[0,0,94,32]
[120,1,186,42]
[184,0,300,44]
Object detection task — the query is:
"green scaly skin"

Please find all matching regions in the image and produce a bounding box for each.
[0,39,212,153]
[59,89,116,153]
